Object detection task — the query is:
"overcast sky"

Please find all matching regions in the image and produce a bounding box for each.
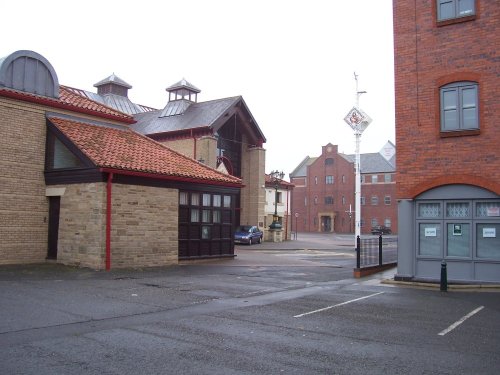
[2,0,395,179]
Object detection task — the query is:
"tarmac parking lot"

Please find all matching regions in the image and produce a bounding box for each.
[0,233,499,374]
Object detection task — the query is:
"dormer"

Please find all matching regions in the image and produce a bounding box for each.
[0,50,59,98]
[94,73,132,98]
[160,78,201,117]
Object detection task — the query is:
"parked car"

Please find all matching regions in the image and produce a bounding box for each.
[371,225,392,235]
[234,225,263,245]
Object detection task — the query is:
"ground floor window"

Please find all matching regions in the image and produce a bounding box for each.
[416,199,500,261]
[179,190,236,259]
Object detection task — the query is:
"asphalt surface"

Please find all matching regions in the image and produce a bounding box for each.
[1,233,499,375]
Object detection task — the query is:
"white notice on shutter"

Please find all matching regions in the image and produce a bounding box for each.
[483,228,496,238]
[425,228,437,237]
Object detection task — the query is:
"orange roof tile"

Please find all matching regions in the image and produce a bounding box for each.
[49,117,242,186]
[0,86,134,123]
[59,86,133,121]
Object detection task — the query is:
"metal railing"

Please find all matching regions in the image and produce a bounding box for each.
[356,235,398,268]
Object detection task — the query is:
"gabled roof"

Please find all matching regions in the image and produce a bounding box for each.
[48,116,242,186]
[342,152,396,173]
[132,95,266,145]
[289,156,317,178]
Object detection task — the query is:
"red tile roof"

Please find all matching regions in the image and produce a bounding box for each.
[0,86,134,123]
[49,117,242,186]
[59,85,134,121]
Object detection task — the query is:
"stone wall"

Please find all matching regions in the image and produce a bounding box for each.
[57,182,179,269]
[110,184,179,268]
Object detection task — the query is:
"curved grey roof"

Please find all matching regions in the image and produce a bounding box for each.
[0,50,59,98]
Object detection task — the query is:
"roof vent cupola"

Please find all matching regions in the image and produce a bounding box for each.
[94,73,132,98]
[160,78,201,117]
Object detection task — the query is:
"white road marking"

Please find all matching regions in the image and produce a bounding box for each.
[438,306,484,336]
[294,292,384,318]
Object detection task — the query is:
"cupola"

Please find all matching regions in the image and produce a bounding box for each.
[160,78,201,117]
[94,73,132,98]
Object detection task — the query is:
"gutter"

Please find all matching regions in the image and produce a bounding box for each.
[0,88,136,124]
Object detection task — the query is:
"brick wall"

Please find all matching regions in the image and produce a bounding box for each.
[394,0,500,198]
[0,98,49,264]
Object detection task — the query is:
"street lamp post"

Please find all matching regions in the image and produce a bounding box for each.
[343,73,372,247]
[269,170,285,229]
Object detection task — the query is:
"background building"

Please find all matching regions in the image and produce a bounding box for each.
[264,174,294,240]
[290,142,396,234]
[394,1,500,282]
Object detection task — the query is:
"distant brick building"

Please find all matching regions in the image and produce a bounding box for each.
[394,1,500,282]
[290,142,396,234]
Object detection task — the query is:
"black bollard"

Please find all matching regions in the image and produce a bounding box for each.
[440,261,447,292]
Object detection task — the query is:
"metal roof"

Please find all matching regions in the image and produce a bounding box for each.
[133,96,251,135]
[94,73,132,89]
[166,78,201,93]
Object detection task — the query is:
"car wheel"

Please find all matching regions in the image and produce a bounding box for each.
[249,238,253,245]
[258,237,262,244]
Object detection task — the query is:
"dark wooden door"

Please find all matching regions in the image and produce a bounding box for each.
[47,196,60,259]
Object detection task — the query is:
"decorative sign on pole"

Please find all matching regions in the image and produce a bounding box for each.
[344,106,372,134]
[343,73,372,248]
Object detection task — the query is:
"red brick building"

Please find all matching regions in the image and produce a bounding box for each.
[394,1,500,282]
[290,142,396,234]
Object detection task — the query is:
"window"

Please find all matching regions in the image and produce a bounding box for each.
[371,196,378,205]
[325,196,333,205]
[385,219,392,228]
[385,195,391,205]
[342,196,346,205]
[342,175,346,183]
[314,196,318,205]
[325,158,334,165]
[440,82,478,132]
[325,175,334,184]
[179,192,189,205]
[371,218,378,227]
[277,192,282,204]
[314,176,318,185]
[361,196,365,205]
[437,0,475,21]
[384,174,392,183]
[372,175,378,183]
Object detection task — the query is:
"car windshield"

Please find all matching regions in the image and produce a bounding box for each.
[236,226,252,233]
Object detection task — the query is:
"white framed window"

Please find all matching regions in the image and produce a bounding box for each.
[325,175,334,184]
[385,195,391,205]
[385,174,392,183]
[372,175,378,183]
[440,82,478,131]
[371,196,379,205]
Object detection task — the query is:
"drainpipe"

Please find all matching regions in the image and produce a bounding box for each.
[106,172,113,271]
[285,188,290,240]
[191,129,197,160]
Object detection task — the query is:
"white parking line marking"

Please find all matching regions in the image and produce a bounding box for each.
[294,292,384,318]
[438,306,484,336]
